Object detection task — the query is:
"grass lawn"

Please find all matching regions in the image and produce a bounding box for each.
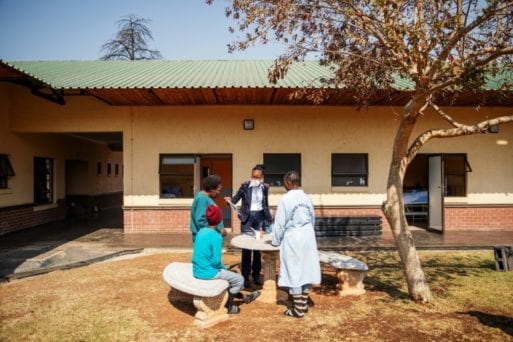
[0,250,512,341]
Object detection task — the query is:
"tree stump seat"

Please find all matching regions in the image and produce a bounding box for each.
[318,251,368,296]
[162,262,230,328]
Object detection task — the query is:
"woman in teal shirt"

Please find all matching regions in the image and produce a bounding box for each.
[190,175,227,242]
[192,205,259,314]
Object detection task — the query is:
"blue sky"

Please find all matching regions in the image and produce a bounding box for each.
[0,0,285,61]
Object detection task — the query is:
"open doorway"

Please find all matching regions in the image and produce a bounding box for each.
[64,132,123,221]
[403,153,471,232]
[403,155,429,228]
[65,159,90,219]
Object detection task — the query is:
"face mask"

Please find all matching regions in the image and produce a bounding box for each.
[250,179,261,187]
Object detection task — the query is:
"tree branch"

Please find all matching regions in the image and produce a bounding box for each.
[430,1,512,78]
[341,1,410,73]
[429,102,464,128]
[466,46,513,67]
[407,114,513,162]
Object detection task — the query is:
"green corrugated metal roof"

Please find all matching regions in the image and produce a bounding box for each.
[1,60,510,91]
[483,69,513,90]
[1,60,415,90]
[1,60,331,89]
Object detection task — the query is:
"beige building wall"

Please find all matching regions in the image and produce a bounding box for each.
[125,105,395,207]
[3,83,513,211]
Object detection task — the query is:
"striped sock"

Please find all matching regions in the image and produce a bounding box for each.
[284,294,305,318]
[300,288,310,313]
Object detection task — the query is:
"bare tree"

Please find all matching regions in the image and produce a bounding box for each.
[209,0,513,303]
[100,14,162,60]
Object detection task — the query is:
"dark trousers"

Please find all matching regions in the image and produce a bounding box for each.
[241,210,265,281]
[242,249,261,281]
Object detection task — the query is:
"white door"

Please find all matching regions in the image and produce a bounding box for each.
[428,155,444,232]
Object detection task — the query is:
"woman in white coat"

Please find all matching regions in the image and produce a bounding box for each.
[271,170,321,318]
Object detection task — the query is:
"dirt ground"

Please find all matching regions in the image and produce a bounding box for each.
[1,250,512,341]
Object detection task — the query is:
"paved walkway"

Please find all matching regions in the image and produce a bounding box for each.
[1,207,512,280]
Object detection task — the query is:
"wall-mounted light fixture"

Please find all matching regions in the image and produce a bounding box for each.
[243,119,254,130]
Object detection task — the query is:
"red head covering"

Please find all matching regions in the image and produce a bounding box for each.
[206,204,223,226]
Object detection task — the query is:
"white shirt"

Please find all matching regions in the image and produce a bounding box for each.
[250,183,264,211]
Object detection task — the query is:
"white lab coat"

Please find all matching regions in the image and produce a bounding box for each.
[272,189,321,289]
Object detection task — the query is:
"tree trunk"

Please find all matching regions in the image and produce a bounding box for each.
[382,99,432,303]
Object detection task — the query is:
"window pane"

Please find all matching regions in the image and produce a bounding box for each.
[160,163,194,175]
[332,175,367,187]
[265,175,286,187]
[263,154,301,186]
[445,175,465,196]
[443,154,466,196]
[34,157,53,204]
[0,154,15,177]
[331,154,368,186]
[332,154,367,175]
[160,155,195,198]
[444,155,465,175]
[0,177,6,189]
[264,154,301,174]
[161,156,195,165]
[161,174,194,198]
[0,154,14,189]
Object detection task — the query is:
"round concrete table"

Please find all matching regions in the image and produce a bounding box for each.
[230,234,280,304]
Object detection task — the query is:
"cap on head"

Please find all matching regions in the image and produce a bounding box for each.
[206,204,223,226]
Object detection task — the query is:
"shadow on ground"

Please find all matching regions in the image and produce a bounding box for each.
[0,207,123,279]
[167,289,197,317]
[460,311,513,336]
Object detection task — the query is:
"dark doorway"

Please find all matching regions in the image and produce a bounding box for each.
[404,153,470,232]
[403,155,429,228]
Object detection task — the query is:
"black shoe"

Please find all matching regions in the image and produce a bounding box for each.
[253,276,263,286]
[284,308,304,318]
[225,292,241,314]
[227,305,240,314]
[243,280,252,290]
[244,290,261,304]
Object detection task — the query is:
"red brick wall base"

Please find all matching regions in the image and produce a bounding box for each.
[124,208,191,234]
[0,200,66,235]
[123,207,389,234]
[0,192,123,236]
[123,205,513,234]
[444,206,513,230]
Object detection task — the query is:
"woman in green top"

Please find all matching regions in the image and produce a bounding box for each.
[189,175,227,242]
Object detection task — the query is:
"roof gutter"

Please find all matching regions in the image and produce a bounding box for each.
[0,60,65,105]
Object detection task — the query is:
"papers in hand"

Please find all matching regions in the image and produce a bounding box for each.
[226,200,238,212]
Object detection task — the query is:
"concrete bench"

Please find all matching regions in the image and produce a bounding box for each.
[162,262,230,328]
[318,251,368,296]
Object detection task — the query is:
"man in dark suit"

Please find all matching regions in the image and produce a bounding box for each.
[225,165,273,289]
